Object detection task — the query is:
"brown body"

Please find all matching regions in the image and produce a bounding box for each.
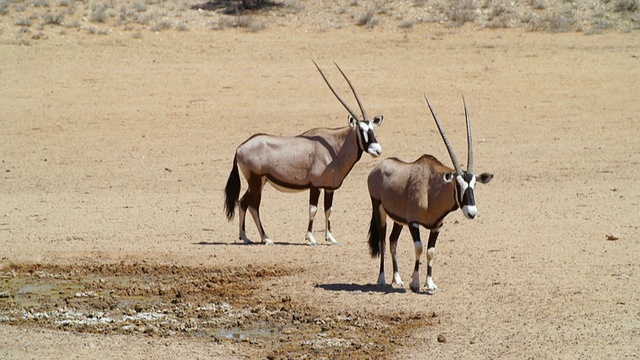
[368,155,458,229]
[237,126,363,192]
[224,62,383,246]
[367,96,492,293]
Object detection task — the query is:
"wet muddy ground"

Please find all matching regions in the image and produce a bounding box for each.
[0,263,430,359]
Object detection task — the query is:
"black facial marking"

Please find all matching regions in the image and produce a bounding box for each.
[459,173,476,206]
[462,187,476,206]
[357,122,378,151]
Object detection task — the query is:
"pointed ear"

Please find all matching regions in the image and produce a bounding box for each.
[348,115,358,128]
[372,115,384,128]
[476,173,493,184]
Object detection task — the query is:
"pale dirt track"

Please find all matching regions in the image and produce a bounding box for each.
[1,13,640,360]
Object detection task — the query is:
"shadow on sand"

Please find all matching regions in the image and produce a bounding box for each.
[314,283,411,294]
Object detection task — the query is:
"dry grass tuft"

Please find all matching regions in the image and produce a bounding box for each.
[0,0,638,42]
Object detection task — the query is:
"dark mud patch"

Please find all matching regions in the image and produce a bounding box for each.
[0,262,432,359]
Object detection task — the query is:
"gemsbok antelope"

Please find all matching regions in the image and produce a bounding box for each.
[367,96,493,293]
[224,61,384,245]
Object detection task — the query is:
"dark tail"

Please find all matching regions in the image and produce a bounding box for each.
[224,156,241,220]
[368,198,382,258]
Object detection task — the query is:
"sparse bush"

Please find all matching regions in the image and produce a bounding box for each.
[356,8,375,26]
[248,21,266,32]
[526,7,576,32]
[32,0,50,8]
[613,0,638,12]
[176,22,189,31]
[85,25,109,35]
[43,12,65,25]
[234,15,253,28]
[58,0,74,7]
[31,31,46,40]
[547,9,576,32]
[437,0,478,27]
[133,2,147,12]
[136,13,153,25]
[150,20,171,31]
[447,8,476,27]
[209,18,231,30]
[398,20,414,29]
[91,3,110,23]
[16,17,33,27]
[65,20,80,28]
[530,0,547,10]
[0,0,9,16]
[366,17,379,28]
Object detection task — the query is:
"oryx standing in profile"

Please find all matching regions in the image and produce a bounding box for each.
[224,61,384,245]
[367,96,492,293]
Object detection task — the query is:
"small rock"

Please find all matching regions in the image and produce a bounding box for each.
[606,233,619,241]
[437,334,447,343]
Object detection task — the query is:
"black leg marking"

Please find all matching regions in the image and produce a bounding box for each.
[323,190,334,233]
[409,223,423,293]
[389,222,403,284]
[378,219,387,281]
[426,229,440,279]
[425,226,441,291]
[308,187,320,233]
[323,190,338,244]
[238,190,250,242]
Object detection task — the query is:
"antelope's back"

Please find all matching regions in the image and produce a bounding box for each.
[367,155,454,224]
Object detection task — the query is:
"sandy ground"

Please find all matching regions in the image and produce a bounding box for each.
[1,5,640,359]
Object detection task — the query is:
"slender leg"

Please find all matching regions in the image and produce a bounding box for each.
[305,187,321,245]
[376,203,387,285]
[389,222,404,286]
[425,224,442,291]
[323,190,338,245]
[238,191,253,244]
[409,222,423,293]
[246,176,272,245]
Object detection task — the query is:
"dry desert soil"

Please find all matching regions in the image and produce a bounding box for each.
[1,1,639,359]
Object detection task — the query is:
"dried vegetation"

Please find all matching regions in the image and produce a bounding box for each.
[0,0,638,44]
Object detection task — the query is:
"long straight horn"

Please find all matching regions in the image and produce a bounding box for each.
[333,62,369,121]
[312,60,361,120]
[424,95,463,175]
[462,95,473,174]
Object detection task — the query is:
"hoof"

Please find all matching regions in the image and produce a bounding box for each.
[240,237,254,245]
[306,232,318,246]
[426,277,438,291]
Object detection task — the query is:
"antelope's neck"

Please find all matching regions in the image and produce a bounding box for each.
[316,127,362,190]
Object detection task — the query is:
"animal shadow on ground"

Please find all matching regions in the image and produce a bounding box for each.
[195,231,312,246]
[194,241,310,246]
[191,0,283,14]
[315,283,410,294]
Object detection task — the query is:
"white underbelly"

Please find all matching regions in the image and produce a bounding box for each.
[267,179,307,193]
